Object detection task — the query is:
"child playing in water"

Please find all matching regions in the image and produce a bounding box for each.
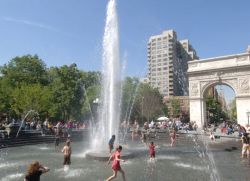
[149,142,156,161]
[209,131,215,141]
[108,135,116,154]
[106,145,126,181]
[62,140,71,170]
[241,133,250,158]
[141,131,147,146]
[170,129,176,147]
[55,134,60,151]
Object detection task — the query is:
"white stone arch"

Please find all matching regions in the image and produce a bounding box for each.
[188,49,250,128]
[201,81,237,98]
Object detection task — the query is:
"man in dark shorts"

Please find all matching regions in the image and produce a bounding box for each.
[62,140,71,167]
[55,134,60,151]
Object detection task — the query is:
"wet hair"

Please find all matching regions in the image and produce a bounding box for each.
[151,142,154,145]
[66,140,70,146]
[27,161,40,175]
[116,145,122,151]
[112,135,115,139]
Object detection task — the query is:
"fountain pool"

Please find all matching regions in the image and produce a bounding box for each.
[1,135,250,181]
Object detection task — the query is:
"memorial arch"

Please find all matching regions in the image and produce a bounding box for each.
[188,47,250,128]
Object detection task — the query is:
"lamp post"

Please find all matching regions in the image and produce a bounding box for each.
[246,110,250,126]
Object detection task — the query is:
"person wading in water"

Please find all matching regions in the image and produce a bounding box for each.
[106,145,126,181]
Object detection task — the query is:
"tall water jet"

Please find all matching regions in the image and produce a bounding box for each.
[92,0,121,149]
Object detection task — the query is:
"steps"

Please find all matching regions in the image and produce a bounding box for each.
[0,129,89,149]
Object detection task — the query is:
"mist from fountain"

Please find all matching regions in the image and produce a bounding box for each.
[189,132,221,181]
[16,110,39,137]
[92,0,121,150]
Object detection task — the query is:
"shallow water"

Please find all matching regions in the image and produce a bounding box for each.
[0,136,250,181]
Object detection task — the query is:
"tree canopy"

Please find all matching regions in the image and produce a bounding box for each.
[0,55,100,121]
[0,55,164,124]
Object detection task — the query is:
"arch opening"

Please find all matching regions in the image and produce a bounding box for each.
[203,83,236,129]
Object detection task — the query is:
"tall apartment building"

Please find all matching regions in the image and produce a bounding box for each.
[147,30,198,96]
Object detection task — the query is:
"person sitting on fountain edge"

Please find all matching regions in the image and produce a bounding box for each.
[109,135,116,154]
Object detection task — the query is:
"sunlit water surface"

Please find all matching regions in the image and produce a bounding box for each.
[1,137,250,181]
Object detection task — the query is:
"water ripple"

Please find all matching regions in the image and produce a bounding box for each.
[1,173,24,181]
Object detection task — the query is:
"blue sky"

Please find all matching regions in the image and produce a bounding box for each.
[0,0,250,78]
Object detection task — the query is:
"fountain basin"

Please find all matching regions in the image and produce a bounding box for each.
[86,151,133,161]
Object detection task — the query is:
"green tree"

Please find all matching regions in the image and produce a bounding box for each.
[0,55,49,118]
[228,99,237,121]
[11,84,52,117]
[206,96,227,124]
[162,105,169,117]
[48,64,84,120]
[0,55,48,87]
[81,84,101,120]
[121,81,163,124]
[138,83,163,123]
[169,97,180,118]
[120,77,140,122]
[0,77,13,115]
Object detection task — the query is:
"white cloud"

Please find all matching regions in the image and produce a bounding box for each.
[1,17,73,37]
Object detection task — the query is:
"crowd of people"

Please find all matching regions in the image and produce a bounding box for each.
[0,118,89,139]
[5,117,250,181]
[22,119,182,181]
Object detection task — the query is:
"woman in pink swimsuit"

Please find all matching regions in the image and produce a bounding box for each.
[106,145,126,181]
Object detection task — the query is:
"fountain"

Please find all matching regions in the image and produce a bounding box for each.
[86,0,132,160]
[1,1,248,180]
[95,0,121,147]
[16,110,39,138]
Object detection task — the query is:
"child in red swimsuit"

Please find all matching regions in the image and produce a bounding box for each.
[106,145,126,181]
[149,142,156,161]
